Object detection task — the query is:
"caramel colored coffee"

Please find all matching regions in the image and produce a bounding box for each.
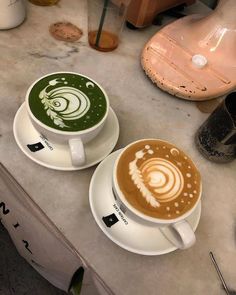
[116,140,201,220]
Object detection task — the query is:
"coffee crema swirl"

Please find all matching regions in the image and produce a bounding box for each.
[129,146,184,207]
[116,140,201,220]
[142,158,183,200]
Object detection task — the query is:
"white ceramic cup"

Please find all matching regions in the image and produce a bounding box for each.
[25,72,110,166]
[112,140,202,249]
[0,0,26,30]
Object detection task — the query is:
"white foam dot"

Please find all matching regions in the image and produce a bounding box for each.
[166,207,170,211]
[170,148,179,156]
[79,85,82,88]
[64,82,68,84]
[194,181,197,184]
[136,151,144,159]
[168,214,171,217]
[145,145,150,149]
[148,150,154,154]
[61,78,65,80]
[181,199,184,203]
[188,201,191,204]
[184,156,187,160]
[176,210,180,214]
[184,193,188,197]
[188,166,191,169]
[49,80,57,86]
[99,104,102,107]
[193,190,197,194]
[187,184,192,188]
[163,146,166,149]
[165,155,169,158]
[186,173,191,178]
[174,202,179,207]
[189,194,193,198]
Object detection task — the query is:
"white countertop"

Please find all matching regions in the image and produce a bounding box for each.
[0,1,236,294]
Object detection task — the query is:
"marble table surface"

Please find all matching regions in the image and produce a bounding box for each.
[0,1,236,294]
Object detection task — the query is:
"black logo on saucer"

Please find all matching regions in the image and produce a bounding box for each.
[27,142,44,152]
[102,213,119,228]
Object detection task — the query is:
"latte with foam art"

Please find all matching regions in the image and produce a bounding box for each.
[28,73,107,132]
[116,139,201,220]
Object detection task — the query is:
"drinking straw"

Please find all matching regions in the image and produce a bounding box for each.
[95,0,109,47]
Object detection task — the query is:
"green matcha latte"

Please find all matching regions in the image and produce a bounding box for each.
[28,73,108,132]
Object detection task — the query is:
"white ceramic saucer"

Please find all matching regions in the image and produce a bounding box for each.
[13,103,119,170]
[89,150,201,256]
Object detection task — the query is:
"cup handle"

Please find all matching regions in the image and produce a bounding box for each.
[160,220,196,250]
[69,138,86,166]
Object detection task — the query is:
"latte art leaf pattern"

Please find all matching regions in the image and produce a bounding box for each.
[39,79,91,128]
[129,147,184,207]
[129,156,160,208]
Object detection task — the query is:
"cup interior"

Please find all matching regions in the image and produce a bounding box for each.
[225,92,236,124]
[112,139,202,225]
[25,72,110,135]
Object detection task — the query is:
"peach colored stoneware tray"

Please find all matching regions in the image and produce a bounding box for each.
[141,0,236,101]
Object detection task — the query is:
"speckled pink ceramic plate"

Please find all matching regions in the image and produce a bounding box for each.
[141,1,236,101]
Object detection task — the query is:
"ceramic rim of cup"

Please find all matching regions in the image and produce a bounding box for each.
[112,138,202,225]
[25,71,110,135]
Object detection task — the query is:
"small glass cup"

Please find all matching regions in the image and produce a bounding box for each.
[28,0,59,6]
[88,0,130,52]
[195,92,236,163]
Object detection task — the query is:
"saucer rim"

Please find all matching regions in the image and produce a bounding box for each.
[13,103,119,171]
[89,149,201,256]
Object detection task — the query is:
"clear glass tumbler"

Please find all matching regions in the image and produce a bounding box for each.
[88,0,130,52]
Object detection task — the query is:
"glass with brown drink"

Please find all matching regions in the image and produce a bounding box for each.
[88,0,130,52]
[28,0,59,6]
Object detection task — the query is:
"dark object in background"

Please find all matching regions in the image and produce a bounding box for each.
[125,0,195,29]
[152,4,187,26]
[201,0,219,9]
[126,4,187,29]
[126,0,219,29]
[69,267,84,295]
[195,92,236,163]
